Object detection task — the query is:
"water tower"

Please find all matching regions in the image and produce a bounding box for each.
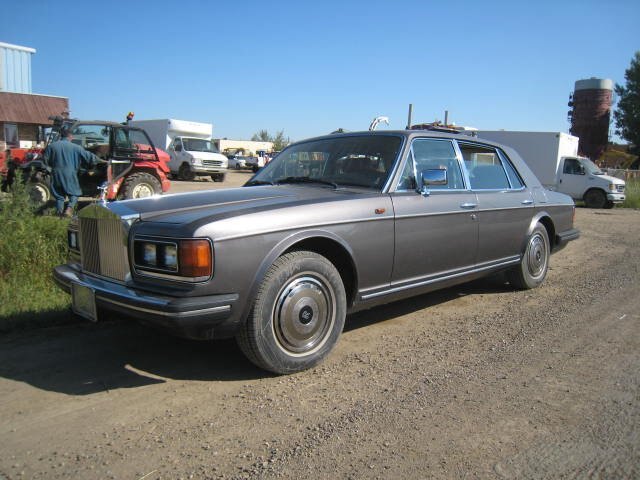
[568,77,613,160]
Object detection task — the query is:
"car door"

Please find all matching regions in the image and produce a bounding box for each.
[391,138,479,288]
[558,157,586,199]
[457,141,534,266]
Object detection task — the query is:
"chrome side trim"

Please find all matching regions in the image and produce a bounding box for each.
[97,296,231,318]
[361,256,520,300]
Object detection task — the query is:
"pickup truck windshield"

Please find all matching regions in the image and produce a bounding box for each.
[182,138,219,153]
[249,135,403,190]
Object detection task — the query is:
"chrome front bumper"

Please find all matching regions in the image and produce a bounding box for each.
[54,265,239,339]
[607,193,625,203]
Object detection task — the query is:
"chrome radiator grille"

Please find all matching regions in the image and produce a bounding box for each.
[203,159,224,167]
[617,184,625,193]
[79,207,130,282]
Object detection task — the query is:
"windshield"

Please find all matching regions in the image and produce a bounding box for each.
[580,157,604,175]
[248,135,403,190]
[182,138,219,153]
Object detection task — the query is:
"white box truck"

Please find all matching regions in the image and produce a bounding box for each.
[476,131,625,208]
[130,119,228,182]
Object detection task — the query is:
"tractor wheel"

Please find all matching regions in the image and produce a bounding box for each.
[120,172,161,199]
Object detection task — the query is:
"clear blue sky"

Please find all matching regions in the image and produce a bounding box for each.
[3,0,639,142]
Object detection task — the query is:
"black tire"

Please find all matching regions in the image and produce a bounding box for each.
[237,250,347,374]
[27,181,51,204]
[120,172,161,199]
[235,163,241,170]
[507,223,550,290]
[584,189,607,209]
[178,163,195,181]
[604,200,614,209]
[211,173,225,182]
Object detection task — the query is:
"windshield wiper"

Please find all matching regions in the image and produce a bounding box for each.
[275,176,338,189]
[245,179,274,186]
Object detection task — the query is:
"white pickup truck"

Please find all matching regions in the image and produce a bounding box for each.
[130,119,228,182]
[476,131,625,208]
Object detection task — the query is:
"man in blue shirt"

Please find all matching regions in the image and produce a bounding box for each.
[44,127,100,217]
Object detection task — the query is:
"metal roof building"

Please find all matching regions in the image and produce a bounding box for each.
[0,41,36,94]
[0,41,68,149]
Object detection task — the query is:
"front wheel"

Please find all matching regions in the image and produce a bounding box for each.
[584,189,607,209]
[120,172,161,199]
[178,163,195,181]
[507,222,550,290]
[237,250,346,374]
[211,173,225,182]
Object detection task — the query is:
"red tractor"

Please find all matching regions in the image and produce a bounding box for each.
[21,117,170,203]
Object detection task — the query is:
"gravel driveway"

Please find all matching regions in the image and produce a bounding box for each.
[0,196,638,479]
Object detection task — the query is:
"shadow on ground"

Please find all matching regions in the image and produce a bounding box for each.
[0,276,511,396]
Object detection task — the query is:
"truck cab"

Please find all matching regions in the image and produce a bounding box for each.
[558,156,625,208]
[168,136,228,182]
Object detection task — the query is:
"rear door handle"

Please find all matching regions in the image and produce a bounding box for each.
[460,202,477,209]
[521,199,534,205]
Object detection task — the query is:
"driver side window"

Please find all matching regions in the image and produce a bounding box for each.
[563,158,583,175]
[397,139,463,191]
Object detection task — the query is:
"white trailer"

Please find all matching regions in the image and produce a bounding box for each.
[130,119,228,182]
[476,131,625,208]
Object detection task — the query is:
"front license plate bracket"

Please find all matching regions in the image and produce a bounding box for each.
[72,283,97,322]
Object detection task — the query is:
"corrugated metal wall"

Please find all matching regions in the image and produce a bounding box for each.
[0,43,35,94]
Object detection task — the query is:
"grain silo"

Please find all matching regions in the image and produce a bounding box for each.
[568,77,613,160]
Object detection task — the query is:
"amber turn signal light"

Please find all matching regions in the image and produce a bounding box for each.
[179,239,213,278]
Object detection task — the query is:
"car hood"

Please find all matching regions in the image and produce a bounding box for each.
[106,185,372,227]
[596,174,625,185]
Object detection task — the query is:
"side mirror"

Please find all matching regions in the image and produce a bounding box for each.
[418,168,447,195]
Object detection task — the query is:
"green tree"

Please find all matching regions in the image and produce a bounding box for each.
[250,129,290,151]
[271,130,290,151]
[614,51,640,150]
[251,129,271,142]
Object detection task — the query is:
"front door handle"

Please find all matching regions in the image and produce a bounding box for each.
[460,202,477,209]
[521,199,534,205]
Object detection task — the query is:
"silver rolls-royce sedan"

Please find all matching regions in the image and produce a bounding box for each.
[54,130,579,374]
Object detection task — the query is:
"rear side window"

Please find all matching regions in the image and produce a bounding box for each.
[500,151,525,189]
[458,142,512,190]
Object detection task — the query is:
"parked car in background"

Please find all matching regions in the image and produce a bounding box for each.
[227,155,249,170]
[54,130,578,374]
[245,155,265,172]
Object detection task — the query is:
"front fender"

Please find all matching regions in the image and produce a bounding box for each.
[239,229,357,327]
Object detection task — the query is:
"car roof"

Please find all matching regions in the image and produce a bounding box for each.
[294,129,514,151]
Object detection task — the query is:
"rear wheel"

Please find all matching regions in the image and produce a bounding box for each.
[507,223,550,290]
[237,250,346,374]
[584,189,607,209]
[120,172,161,199]
[178,163,195,181]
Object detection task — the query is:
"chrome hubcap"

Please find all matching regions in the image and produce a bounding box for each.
[132,183,154,198]
[273,274,336,355]
[526,233,547,279]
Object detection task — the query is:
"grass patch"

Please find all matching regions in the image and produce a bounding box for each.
[622,178,640,208]
[0,176,74,332]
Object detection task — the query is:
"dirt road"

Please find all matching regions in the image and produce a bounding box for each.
[1,206,638,480]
